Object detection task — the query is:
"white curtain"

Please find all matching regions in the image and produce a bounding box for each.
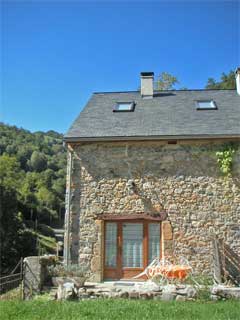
[105,222,117,267]
[148,223,160,263]
[123,223,143,268]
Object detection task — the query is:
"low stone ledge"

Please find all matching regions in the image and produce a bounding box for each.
[54,281,240,302]
[56,282,198,301]
[211,285,240,300]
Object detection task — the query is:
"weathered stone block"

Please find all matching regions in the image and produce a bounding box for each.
[128,291,139,299]
[57,282,78,301]
[162,221,173,240]
[176,295,187,301]
[177,286,197,298]
[211,286,240,299]
[161,292,176,301]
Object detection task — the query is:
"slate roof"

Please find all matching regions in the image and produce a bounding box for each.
[64,89,240,141]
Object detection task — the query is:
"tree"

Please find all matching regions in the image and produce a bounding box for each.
[0,123,66,270]
[17,146,34,170]
[205,70,236,89]
[29,151,47,172]
[155,72,179,90]
[36,186,56,209]
[0,155,23,191]
[0,185,23,270]
[20,172,39,219]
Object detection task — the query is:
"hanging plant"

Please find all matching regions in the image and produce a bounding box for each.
[216,144,237,175]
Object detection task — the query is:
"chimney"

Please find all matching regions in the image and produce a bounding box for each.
[140,72,154,98]
[236,68,240,95]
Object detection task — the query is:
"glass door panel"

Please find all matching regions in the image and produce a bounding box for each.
[148,223,160,263]
[105,222,117,267]
[123,223,143,268]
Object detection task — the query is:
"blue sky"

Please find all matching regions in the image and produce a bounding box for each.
[1,1,239,133]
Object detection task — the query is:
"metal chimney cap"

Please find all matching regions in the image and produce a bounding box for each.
[140,72,154,77]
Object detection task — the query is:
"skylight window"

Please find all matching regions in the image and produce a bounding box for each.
[113,102,135,112]
[195,100,217,110]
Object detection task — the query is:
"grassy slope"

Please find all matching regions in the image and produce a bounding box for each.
[0,299,240,320]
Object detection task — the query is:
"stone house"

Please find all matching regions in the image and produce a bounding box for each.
[63,70,240,282]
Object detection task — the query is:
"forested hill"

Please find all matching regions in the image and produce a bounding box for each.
[0,123,67,272]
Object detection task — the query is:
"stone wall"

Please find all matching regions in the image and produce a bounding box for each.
[23,256,46,299]
[64,140,240,282]
[23,256,56,299]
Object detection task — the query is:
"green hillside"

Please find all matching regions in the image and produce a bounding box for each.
[0,123,66,272]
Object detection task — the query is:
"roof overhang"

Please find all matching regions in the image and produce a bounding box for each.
[63,134,240,143]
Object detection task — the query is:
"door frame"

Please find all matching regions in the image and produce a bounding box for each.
[103,219,162,280]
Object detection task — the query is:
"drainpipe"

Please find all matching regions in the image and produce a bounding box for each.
[64,147,73,267]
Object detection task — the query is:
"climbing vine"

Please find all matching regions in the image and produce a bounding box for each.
[216,143,237,175]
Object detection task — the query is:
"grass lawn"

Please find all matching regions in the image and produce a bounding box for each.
[0,299,240,320]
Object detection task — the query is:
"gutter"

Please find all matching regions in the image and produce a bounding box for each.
[64,149,73,266]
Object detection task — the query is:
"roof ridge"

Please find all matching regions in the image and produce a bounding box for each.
[93,89,236,94]
[93,90,139,94]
